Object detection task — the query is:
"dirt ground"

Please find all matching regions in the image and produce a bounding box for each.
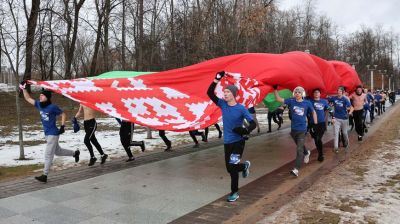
[259,104,400,224]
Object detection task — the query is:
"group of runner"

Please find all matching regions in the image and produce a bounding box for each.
[19,75,395,203]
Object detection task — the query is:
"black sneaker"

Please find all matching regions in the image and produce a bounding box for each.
[73,150,80,163]
[35,174,47,183]
[126,157,135,162]
[317,155,324,162]
[193,143,200,148]
[88,157,97,166]
[201,133,207,142]
[101,154,108,164]
[165,141,172,151]
[140,141,146,152]
[358,136,363,141]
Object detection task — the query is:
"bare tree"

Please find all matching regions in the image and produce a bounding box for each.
[62,0,85,79]
[0,0,26,159]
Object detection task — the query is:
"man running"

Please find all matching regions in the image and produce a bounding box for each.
[328,86,353,153]
[274,85,317,177]
[75,104,107,166]
[309,88,329,161]
[20,83,80,183]
[349,85,367,141]
[207,71,256,202]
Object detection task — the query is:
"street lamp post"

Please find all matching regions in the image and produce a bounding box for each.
[367,65,378,91]
[381,70,387,90]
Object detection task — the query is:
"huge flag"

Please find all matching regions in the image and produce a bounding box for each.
[29,52,361,131]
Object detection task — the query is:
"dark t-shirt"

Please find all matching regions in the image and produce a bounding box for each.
[34,101,63,136]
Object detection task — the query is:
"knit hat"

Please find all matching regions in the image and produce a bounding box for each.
[224,85,238,97]
[41,88,52,100]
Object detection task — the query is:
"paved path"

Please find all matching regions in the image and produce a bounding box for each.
[0,101,396,224]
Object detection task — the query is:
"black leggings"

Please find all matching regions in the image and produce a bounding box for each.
[224,140,246,194]
[120,121,134,158]
[189,130,204,144]
[267,110,281,131]
[353,109,364,136]
[310,123,326,156]
[205,124,222,139]
[159,130,171,147]
[84,118,104,157]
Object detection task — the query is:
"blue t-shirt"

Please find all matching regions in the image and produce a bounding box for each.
[284,98,314,132]
[309,99,329,124]
[217,99,253,144]
[374,94,382,102]
[367,93,374,103]
[328,96,351,119]
[34,101,63,136]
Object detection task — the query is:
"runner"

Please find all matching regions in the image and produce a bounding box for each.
[349,85,367,141]
[374,90,383,116]
[309,88,329,162]
[328,86,353,153]
[75,104,107,166]
[20,83,80,183]
[207,71,256,202]
[274,85,317,176]
[116,119,145,162]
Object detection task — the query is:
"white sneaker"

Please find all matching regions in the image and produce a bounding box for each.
[290,168,299,177]
[304,150,311,164]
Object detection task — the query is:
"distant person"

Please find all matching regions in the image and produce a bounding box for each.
[207,71,256,202]
[388,91,396,105]
[75,104,107,166]
[374,91,382,116]
[367,89,375,123]
[274,85,317,177]
[20,83,79,183]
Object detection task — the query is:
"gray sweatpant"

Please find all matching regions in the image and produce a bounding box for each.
[44,135,74,175]
[290,131,308,169]
[333,118,349,149]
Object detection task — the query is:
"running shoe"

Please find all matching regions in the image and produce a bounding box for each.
[227,192,239,202]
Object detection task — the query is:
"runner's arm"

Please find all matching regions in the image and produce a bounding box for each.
[21,89,35,105]
[207,80,219,105]
[75,104,82,118]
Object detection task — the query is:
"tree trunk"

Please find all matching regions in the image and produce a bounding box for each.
[90,0,103,76]
[23,0,40,92]
[137,0,144,71]
[121,0,127,69]
[65,0,86,79]
[103,0,111,71]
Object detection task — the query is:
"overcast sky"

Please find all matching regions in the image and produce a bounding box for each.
[277,0,400,35]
